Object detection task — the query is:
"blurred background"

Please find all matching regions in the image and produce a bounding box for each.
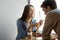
[0,0,60,40]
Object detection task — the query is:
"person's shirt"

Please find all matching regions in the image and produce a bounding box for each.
[16,19,28,40]
[16,18,37,40]
[42,9,60,40]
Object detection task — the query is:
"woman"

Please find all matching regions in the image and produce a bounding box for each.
[16,5,42,40]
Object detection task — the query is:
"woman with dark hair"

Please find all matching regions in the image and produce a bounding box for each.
[16,5,42,40]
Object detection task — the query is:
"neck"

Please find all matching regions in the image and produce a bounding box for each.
[26,18,32,24]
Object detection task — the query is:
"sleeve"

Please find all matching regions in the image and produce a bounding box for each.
[16,20,23,40]
[42,13,58,40]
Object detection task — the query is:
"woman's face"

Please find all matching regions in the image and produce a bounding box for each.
[28,6,34,18]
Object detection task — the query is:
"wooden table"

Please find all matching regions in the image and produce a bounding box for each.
[20,33,58,40]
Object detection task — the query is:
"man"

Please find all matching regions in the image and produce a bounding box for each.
[41,0,60,40]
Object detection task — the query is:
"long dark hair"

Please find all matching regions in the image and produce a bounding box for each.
[20,5,34,21]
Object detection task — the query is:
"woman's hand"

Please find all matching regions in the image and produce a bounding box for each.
[28,24,35,31]
[28,20,43,31]
[35,20,43,31]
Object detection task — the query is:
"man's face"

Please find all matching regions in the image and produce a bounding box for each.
[42,6,51,15]
[42,7,49,15]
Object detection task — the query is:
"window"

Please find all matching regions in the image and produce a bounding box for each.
[30,0,45,33]
[30,0,60,34]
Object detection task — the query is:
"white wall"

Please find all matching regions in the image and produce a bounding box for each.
[0,0,28,40]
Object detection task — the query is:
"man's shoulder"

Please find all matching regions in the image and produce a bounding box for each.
[51,9,60,14]
[47,9,60,16]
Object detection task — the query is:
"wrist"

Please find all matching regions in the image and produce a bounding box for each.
[27,31,32,35]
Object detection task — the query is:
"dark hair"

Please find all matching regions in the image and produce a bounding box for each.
[45,0,55,1]
[41,0,57,10]
[20,5,34,21]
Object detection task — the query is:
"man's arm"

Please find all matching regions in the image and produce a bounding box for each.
[42,13,57,40]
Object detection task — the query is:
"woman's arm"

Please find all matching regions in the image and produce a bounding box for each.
[16,20,23,40]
